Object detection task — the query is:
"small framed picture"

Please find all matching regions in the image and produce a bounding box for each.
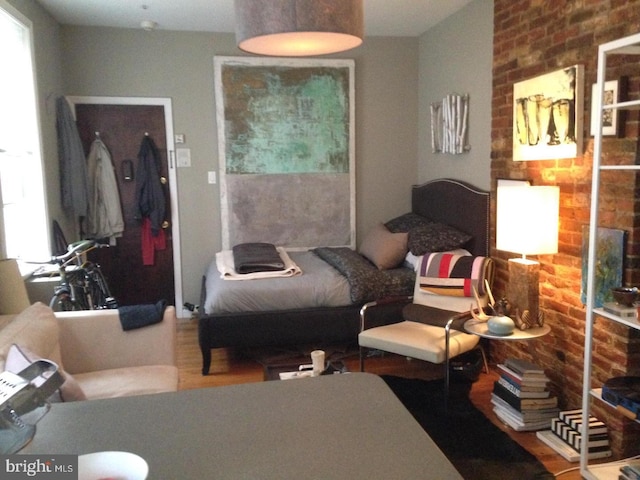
[590,79,624,136]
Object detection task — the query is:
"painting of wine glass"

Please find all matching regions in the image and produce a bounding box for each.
[513,65,584,161]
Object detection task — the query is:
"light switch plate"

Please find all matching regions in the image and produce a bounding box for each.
[176,148,191,167]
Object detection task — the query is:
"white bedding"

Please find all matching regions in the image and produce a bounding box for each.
[203,251,351,314]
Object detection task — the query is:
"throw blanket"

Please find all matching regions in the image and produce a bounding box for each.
[312,247,414,304]
[216,247,302,280]
[119,299,167,331]
[418,253,491,297]
[233,242,285,274]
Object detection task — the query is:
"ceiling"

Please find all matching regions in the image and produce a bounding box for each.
[35,0,474,37]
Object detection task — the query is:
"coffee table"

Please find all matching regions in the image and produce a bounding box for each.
[264,360,348,380]
[24,373,463,479]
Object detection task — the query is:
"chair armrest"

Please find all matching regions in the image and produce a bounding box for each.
[402,304,472,332]
[359,296,412,332]
[55,306,177,374]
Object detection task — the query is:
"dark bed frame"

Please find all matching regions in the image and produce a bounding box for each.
[198,178,490,375]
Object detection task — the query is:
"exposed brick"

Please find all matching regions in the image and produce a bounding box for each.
[491,0,640,457]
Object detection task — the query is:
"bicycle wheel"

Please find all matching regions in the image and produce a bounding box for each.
[86,264,117,309]
[49,292,82,312]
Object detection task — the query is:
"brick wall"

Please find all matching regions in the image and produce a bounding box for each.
[491,0,640,457]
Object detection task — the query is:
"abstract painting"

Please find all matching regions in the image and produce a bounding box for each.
[581,226,626,307]
[214,56,355,249]
[513,65,584,161]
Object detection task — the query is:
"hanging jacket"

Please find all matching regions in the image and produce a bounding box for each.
[86,138,124,245]
[56,96,88,216]
[134,135,166,236]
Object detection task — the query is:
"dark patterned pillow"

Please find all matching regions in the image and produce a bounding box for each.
[384,212,433,233]
[408,223,472,255]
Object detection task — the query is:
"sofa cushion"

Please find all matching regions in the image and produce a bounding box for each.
[5,343,87,402]
[0,302,62,372]
[73,365,179,400]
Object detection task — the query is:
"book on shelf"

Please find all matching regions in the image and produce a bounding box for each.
[620,466,640,480]
[602,301,637,319]
[492,382,558,411]
[535,430,612,463]
[496,375,550,398]
[496,363,549,387]
[621,461,640,480]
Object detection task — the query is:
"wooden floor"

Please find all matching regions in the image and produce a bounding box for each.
[176,317,583,479]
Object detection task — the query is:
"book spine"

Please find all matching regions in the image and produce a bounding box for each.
[493,381,521,410]
[497,364,522,385]
[504,357,545,375]
[497,364,549,386]
[496,376,521,397]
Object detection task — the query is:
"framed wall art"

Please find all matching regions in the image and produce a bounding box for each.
[590,77,626,136]
[513,65,584,161]
[580,225,626,307]
[214,56,355,249]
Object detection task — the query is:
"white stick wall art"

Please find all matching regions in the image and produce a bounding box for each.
[430,94,470,154]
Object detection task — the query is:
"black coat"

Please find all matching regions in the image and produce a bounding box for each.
[134,136,166,236]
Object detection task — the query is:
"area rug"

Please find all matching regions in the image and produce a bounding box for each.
[382,375,554,480]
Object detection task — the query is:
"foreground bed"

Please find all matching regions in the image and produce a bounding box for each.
[199,178,490,374]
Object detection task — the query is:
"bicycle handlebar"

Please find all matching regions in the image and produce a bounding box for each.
[51,239,108,264]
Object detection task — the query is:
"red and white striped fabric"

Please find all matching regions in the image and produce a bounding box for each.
[417,252,492,297]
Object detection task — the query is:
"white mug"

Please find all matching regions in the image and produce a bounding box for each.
[310,350,325,376]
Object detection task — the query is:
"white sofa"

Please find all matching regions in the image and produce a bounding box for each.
[0,302,179,401]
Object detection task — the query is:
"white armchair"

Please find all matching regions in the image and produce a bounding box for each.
[359,253,493,398]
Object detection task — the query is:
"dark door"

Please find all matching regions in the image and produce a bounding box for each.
[74,104,174,306]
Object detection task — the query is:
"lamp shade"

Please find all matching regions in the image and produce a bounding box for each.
[234,0,364,57]
[496,185,559,257]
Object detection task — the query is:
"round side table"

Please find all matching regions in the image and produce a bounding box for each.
[464,319,551,340]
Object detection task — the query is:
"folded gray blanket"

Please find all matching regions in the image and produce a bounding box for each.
[232,242,285,274]
[119,299,167,331]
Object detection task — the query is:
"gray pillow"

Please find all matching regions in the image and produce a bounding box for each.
[408,223,472,255]
[385,212,433,233]
[359,223,408,270]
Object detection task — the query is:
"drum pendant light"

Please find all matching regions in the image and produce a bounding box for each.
[234,0,364,57]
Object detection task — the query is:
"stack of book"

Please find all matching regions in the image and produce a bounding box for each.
[491,357,559,431]
[620,460,640,479]
[536,409,612,462]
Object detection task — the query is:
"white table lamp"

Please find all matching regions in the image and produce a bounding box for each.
[496,185,559,328]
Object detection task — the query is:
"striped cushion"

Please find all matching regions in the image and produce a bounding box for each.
[418,253,492,297]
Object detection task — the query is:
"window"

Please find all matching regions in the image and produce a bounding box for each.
[0,1,49,260]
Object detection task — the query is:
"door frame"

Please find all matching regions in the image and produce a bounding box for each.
[66,95,184,314]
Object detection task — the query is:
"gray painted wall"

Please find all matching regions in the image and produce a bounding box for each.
[7,0,493,309]
[57,28,419,306]
[417,0,494,189]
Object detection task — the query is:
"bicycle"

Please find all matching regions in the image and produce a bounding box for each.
[46,240,118,312]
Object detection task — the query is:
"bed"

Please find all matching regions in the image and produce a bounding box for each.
[199,178,490,374]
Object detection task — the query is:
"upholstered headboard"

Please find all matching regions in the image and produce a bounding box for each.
[412,179,490,257]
